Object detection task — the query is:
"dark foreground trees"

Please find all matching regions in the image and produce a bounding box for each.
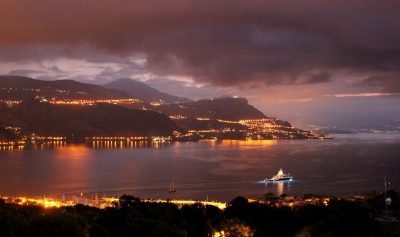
[0,193,397,237]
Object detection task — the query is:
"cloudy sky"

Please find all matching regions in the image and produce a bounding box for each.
[1,0,399,128]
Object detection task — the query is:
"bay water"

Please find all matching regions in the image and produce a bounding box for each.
[0,133,399,202]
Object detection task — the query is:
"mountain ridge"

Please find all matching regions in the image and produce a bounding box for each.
[0,76,133,100]
[102,78,192,103]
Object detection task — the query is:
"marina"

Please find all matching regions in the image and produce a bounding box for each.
[1,195,227,210]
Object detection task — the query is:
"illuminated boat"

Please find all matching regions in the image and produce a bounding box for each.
[265,169,293,182]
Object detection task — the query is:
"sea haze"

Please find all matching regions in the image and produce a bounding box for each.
[0,133,399,202]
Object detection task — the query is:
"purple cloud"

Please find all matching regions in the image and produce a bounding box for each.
[0,0,399,92]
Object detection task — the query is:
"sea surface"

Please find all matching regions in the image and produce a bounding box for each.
[0,133,399,202]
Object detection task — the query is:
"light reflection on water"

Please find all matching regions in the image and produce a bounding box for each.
[0,133,399,202]
[264,181,293,197]
[90,140,173,149]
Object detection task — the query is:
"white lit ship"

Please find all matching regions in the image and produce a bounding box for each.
[265,168,293,182]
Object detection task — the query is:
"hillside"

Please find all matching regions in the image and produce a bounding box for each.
[1,77,266,121]
[103,78,192,103]
[3,98,181,138]
[0,76,326,141]
[156,97,267,121]
[0,76,133,100]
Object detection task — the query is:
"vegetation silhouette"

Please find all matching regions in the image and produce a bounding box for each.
[0,192,399,237]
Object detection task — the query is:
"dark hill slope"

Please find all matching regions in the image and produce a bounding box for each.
[103,78,192,103]
[0,104,17,126]
[11,98,180,137]
[157,97,267,121]
[0,76,133,100]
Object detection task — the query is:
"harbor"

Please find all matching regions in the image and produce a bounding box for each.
[0,194,228,210]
